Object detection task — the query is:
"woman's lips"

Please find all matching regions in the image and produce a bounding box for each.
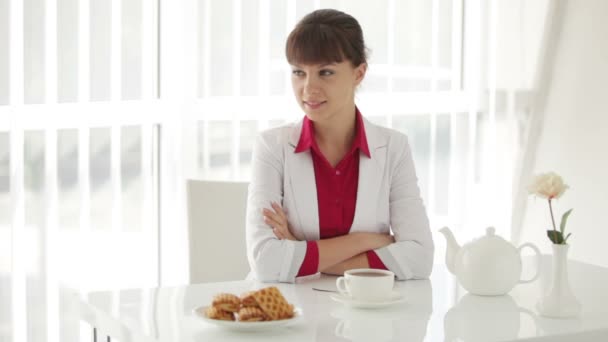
[304,101,326,110]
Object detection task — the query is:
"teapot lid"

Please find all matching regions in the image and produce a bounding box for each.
[471,226,513,252]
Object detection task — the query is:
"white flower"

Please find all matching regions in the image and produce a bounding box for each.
[528,172,569,200]
[528,172,574,244]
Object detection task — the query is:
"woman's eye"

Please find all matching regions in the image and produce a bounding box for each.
[292,70,304,76]
[320,69,334,76]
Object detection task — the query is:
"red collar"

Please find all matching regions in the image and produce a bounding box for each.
[294,107,371,158]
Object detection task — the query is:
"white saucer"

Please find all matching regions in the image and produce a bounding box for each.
[194,306,303,331]
[330,291,405,309]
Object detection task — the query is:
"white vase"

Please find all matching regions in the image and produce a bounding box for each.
[537,244,581,318]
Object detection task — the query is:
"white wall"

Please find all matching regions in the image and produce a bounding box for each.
[520,0,608,267]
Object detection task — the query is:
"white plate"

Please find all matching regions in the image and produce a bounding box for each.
[194,306,303,332]
[330,291,405,309]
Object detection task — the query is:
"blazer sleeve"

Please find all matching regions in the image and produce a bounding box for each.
[374,134,435,280]
[245,129,308,283]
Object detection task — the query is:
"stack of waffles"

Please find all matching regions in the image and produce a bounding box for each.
[202,286,295,322]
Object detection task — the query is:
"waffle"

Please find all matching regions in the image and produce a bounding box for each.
[240,291,259,308]
[204,287,296,322]
[204,306,235,321]
[237,307,268,322]
[211,293,240,312]
[251,286,294,320]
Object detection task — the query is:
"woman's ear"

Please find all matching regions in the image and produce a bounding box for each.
[354,63,367,86]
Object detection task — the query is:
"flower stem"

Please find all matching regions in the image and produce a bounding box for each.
[548,199,559,243]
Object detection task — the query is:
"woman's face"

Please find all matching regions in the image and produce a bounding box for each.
[290,60,366,124]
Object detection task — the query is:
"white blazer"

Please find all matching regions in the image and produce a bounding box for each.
[246,116,434,283]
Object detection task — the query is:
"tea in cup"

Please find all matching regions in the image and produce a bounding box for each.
[336,269,395,301]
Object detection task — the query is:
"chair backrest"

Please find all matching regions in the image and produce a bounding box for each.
[186,180,250,283]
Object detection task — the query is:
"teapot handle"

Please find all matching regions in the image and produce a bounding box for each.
[517,243,542,284]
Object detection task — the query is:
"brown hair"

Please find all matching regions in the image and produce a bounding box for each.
[285,9,368,67]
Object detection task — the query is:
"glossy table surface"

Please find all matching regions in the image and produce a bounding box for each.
[79,257,608,342]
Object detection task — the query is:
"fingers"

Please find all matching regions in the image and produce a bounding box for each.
[262,202,297,241]
[263,212,283,231]
[267,202,288,225]
[263,209,285,229]
[262,203,289,240]
[270,202,285,217]
[272,227,285,240]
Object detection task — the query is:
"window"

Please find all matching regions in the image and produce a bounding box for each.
[2,0,546,340]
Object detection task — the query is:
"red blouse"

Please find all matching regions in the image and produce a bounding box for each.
[294,109,388,276]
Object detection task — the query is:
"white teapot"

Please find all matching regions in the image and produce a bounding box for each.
[439,227,541,296]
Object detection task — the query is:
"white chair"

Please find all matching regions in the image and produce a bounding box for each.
[186,180,250,283]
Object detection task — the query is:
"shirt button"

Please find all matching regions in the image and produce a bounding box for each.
[336,170,341,175]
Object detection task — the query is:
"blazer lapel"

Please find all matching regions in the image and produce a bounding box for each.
[351,118,388,231]
[285,121,319,241]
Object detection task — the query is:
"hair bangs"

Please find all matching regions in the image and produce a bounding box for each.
[285,23,347,66]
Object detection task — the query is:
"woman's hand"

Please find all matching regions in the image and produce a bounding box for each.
[315,232,394,272]
[357,232,395,250]
[379,232,396,246]
[263,202,298,241]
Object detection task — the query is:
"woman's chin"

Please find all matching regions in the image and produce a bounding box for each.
[303,112,325,122]
[302,107,328,120]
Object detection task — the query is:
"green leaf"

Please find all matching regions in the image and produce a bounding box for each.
[560,208,573,234]
[564,232,572,243]
[547,230,565,244]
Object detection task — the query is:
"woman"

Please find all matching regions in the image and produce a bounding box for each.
[246,9,434,283]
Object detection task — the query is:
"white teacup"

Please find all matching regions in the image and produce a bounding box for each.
[336,268,395,302]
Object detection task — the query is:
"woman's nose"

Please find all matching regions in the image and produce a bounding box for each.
[303,77,320,95]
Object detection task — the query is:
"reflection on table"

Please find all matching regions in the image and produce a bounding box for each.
[79,257,608,341]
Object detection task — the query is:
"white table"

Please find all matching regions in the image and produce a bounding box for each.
[79,257,608,342]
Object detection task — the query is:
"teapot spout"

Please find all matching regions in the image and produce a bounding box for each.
[439,227,461,275]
